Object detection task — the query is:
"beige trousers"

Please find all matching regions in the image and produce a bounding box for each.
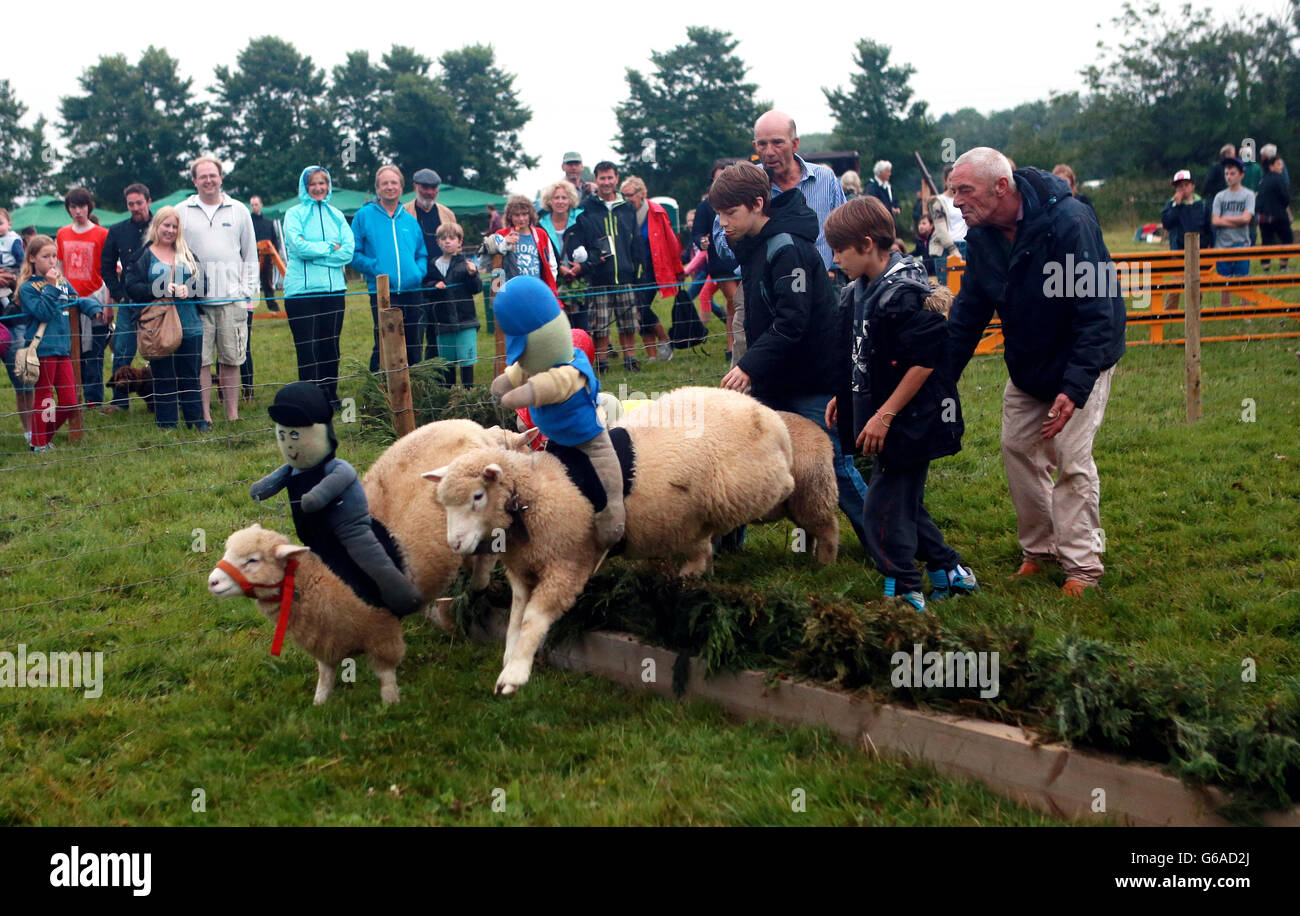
[1000,367,1114,584]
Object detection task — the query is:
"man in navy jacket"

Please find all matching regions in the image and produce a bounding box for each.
[946,148,1126,596]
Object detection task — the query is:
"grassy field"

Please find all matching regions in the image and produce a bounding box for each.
[0,241,1297,824]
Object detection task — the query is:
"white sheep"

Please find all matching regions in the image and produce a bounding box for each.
[424,386,795,695]
[209,524,406,704]
[764,411,839,564]
[209,419,530,704]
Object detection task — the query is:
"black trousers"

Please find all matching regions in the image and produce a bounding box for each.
[863,459,960,592]
[285,292,347,406]
[239,309,254,391]
[368,290,423,373]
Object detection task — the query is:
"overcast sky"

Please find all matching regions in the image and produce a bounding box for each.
[5,0,1277,202]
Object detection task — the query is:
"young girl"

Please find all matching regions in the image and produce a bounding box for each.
[0,208,34,444]
[17,236,104,452]
[483,195,560,296]
[824,197,975,611]
[125,207,206,430]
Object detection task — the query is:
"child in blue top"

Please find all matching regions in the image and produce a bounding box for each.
[17,235,104,451]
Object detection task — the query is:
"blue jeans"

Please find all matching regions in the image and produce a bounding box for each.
[110,318,138,408]
[81,319,111,404]
[759,391,869,549]
[151,333,204,428]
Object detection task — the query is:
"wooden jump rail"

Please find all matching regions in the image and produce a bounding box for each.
[940,244,1300,354]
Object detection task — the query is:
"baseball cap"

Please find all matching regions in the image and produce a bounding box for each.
[562,152,582,164]
[412,168,441,187]
[1170,169,1193,185]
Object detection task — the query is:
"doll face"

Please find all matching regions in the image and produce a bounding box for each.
[275,422,332,469]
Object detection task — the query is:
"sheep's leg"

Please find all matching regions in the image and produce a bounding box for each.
[374,665,399,704]
[503,567,531,667]
[314,660,337,706]
[679,539,714,577]
[496,562,588,696]
[469,554,496,591]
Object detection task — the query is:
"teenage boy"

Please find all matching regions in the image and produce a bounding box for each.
[56,188,111,408]
[1160,169,1214,312]
[823,195,973,610]
[1211,157,1255,307]
[710,161,869,549]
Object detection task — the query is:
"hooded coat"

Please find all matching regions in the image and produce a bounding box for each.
[283,167,355,297]
[732,188,839,400]
[833,252,963,468]
[947,168,1126,408]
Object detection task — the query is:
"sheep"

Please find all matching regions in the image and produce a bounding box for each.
[763,411,839,564]
[208,419,531,705]
[424,386,795,695]
[209,524,406,704]
[621,401,840,565]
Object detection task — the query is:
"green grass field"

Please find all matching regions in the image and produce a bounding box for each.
[0,243,1297,824]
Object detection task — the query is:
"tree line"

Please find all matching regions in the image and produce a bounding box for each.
[0,38,535,206]
[3,4,1297,212]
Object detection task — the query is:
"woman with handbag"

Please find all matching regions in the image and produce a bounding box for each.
[125,206,206,431]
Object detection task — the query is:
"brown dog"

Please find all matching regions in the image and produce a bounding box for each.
[111,365,155,413]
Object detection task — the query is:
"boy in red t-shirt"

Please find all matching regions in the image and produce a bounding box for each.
[55,188,111,408]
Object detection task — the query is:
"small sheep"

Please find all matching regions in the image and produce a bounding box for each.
[209,524,406,704]
[424,386,795,695]
[209,419,529,705]
[764,411,839,564]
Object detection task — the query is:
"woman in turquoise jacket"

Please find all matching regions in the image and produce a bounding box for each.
[284,166,355,409]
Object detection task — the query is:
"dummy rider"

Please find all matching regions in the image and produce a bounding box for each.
[489,275,626,550]
[250,381,424,615]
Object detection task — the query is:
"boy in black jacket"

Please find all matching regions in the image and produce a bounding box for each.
[710,162,869,549]
[425,223,483,387]
[825,196,974,611]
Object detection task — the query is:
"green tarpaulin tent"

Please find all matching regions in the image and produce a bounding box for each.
[8,196,126,234]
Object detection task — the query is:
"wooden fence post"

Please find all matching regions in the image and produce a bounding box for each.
[1184,232,1201,422]
[376,274,415,438]
[68,303,84,441]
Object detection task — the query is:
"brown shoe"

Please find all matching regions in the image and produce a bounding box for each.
[1012,559,1042,578]
[1061,578,1093,597]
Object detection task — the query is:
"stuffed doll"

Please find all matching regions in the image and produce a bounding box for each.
[250,381,423,616]
[490,275,626,549]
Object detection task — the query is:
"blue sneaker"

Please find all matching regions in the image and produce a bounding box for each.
[930,564,979,601]
[884,577,926,612]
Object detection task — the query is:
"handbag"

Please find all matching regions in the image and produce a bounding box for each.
[137,265,183,360]
[14,322,46,385]
[668,287,707,350]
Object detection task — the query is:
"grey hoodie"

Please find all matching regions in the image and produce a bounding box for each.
[178,193,258,305]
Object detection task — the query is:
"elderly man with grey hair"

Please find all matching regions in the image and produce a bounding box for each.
[865,160,901,217]
[945,147,1126,597]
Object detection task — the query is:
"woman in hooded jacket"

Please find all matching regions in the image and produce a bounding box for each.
[283,166,355,409]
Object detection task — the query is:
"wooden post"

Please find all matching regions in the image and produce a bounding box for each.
[68,304,84,441]
[1184,233,1201,422]
[376,274,415,438]
[491,253,506,379]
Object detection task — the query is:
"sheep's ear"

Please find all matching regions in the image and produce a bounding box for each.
[251,522,262,530]
[519,427,541,447]
[275,544,309,560]
[422,466,451,484]
[483,463,505,483]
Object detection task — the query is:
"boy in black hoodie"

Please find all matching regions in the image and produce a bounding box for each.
[710,162,868,549]
[825,196,974,611]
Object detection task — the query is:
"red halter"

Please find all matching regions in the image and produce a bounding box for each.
[216,557,300,656]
